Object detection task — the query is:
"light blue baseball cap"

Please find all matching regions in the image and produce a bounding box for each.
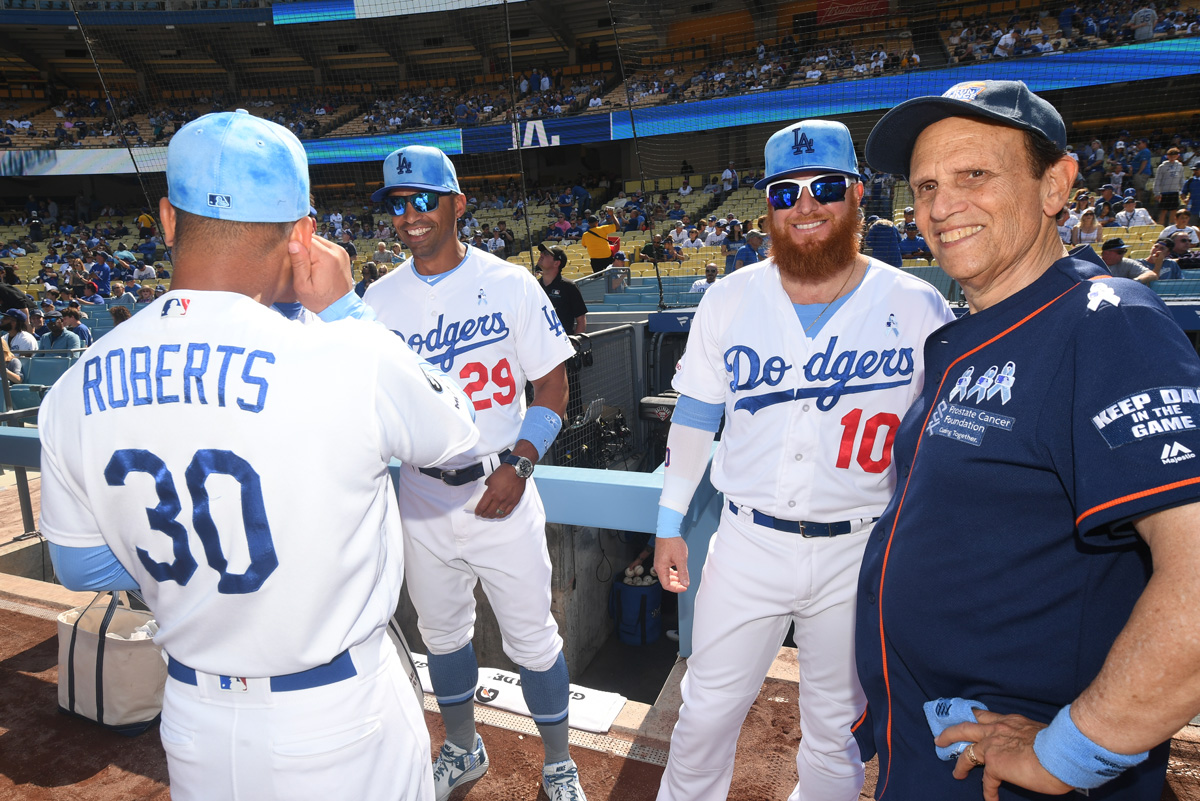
[370,145,461,202]
[167,110,309,223]
[754,119,861,189]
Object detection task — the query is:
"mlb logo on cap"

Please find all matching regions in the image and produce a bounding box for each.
[167,109,310,224]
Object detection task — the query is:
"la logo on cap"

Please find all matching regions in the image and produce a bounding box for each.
[792,130,816,155]
[943,81,987,102]
[397,155,413,175]
[207,193,232,208]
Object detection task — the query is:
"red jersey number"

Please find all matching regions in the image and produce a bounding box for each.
[459,358,517,411]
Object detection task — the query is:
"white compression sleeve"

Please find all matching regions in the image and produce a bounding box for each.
[659,421,717,516]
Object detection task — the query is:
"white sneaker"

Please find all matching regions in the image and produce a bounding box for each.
[665,629,679,642]
[543,758,587,801]
[432,734,489,801]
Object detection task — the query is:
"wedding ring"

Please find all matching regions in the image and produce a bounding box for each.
[966,743,982,767]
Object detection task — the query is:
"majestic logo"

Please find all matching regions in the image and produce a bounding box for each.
[792,130,816,155]
[394,312,511,371]
[396,155,413,175]
[161,297,190,317]
[726,336,915,414]
[207,193,231,209]
[1161,441,1195,465]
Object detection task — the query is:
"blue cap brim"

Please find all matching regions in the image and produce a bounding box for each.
[753,168,862,190]
[370,182,459,202]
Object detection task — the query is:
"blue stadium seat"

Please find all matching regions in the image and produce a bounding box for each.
[7,385,44,411]
[26,356,72,387]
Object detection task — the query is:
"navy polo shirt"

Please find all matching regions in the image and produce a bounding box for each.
[855,249,1199,799]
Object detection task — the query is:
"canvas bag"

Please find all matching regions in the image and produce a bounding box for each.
[57,590,167,736]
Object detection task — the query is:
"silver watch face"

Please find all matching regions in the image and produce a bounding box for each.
[514,456,534,478]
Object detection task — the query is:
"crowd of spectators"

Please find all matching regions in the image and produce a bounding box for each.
[945,1,1199,63]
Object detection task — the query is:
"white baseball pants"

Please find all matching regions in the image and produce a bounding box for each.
[656,505,869,801]
[397,468,563,672]
[159,631,433,801]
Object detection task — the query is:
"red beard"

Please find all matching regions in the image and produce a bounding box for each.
[766,194,862,282]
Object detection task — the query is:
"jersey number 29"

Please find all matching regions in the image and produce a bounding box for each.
[105,448,276,594]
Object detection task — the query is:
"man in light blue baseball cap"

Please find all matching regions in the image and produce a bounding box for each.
[651,114,955,801]
[42,108,465,801]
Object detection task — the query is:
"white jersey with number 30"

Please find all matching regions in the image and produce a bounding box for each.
[363,248,575,467]
[38,290,478,676]
[673,259,955,521]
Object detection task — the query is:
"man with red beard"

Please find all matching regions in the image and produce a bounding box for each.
[651,119,955,801]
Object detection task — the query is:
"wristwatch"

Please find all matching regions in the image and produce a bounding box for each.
[501,452,535,479]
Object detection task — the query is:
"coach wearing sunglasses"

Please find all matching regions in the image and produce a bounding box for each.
[651,119,954,801]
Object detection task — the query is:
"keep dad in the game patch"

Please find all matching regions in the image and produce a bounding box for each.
[1093,387,1200,448]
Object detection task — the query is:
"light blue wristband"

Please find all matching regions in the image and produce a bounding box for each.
[1032,704,1148,789]
[518,407,562,459]
[317,291,376,322]
[656,506,685,539]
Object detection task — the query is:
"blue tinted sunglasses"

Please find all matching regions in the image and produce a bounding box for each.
[766,175,855,208]
[387,191,446,216]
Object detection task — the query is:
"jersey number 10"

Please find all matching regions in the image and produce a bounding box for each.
[836,409,900,473]
[105,448,276,594]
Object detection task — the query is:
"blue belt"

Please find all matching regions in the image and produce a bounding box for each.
[728,501,870,538]
[167,649,356,692]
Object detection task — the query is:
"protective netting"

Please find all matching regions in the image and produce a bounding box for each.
[1,0,1199,286]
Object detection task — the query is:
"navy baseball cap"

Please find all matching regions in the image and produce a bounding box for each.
[167,110,310,223]
[371,145,461,202]
[865,80,1067,176]
[1101,237,1128,252]
[2,308,27,323]
[613,251,627,260]
[904,221,919,230]
[1124,188,1137,197]
[755,119,861,189]
[44,309,63,319]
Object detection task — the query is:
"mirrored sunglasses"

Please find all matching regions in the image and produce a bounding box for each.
[387,191,445,216]
[766,175,854,209]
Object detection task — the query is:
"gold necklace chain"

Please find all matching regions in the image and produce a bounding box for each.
[802,264,856,334]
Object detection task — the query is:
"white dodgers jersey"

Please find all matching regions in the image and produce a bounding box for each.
[673,259,955,521]
[363,249,575,467]
[38,290,478,675]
